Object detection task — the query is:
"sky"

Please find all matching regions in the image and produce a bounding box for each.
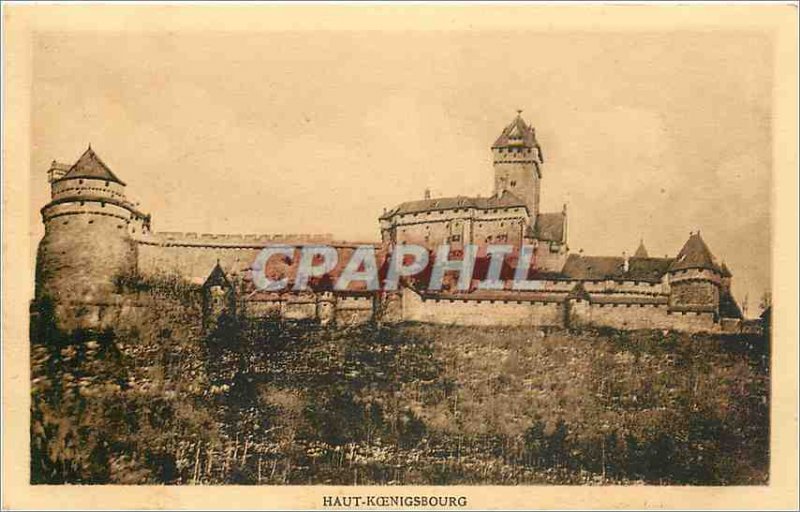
[30,30,773,313]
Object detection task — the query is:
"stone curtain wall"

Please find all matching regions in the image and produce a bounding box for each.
[400,288,565,327]
[135,233,367,285]
[569,300,717,332]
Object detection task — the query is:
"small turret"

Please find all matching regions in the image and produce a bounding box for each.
[47,161,71,183]
[202,261,236,332]
[634,239,649,258]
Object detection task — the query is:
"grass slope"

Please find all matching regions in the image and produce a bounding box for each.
[31,290,769,485]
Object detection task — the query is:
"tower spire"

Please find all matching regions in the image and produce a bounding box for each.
[634,238,649,258]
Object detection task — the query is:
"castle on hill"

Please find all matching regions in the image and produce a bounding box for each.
[34,113,744,333]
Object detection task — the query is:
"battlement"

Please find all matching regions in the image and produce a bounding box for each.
[136,231,377,249]
[154,231,335,243]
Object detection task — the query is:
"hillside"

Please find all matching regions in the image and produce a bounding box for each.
[30,286,769,485]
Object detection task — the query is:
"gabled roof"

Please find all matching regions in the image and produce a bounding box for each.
[561,254,673,282]
[203,261,231,289]
[60,147,125,185]
[534,212,566,243]
[492,112,540,150]
[380,190,528,219]
[668,232,719,273]
[634,239,649,258]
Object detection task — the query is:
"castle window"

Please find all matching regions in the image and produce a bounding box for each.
[451,234,461,242]
[80,201,85,206]
[105,181,109,187]
[79,180,84,184]
[510,181,516,187]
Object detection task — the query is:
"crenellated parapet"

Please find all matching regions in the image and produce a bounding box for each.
[139,231,337,247]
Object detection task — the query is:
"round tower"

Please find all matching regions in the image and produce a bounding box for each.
[666,232,722,313]
[492,111,544,218]
[35,147,149,306]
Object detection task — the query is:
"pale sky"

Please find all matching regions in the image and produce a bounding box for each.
[30,30,773,312]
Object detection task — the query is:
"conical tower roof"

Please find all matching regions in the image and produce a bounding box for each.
[60,146,125,185]
[669,232,719,273]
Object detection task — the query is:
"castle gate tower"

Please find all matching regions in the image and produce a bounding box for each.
[492,111,544,218]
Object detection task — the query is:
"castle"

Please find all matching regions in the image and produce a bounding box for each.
[34,113,744,333]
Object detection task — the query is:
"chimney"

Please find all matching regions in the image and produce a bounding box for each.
[424,188,431,200]
[623,251,630,272]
